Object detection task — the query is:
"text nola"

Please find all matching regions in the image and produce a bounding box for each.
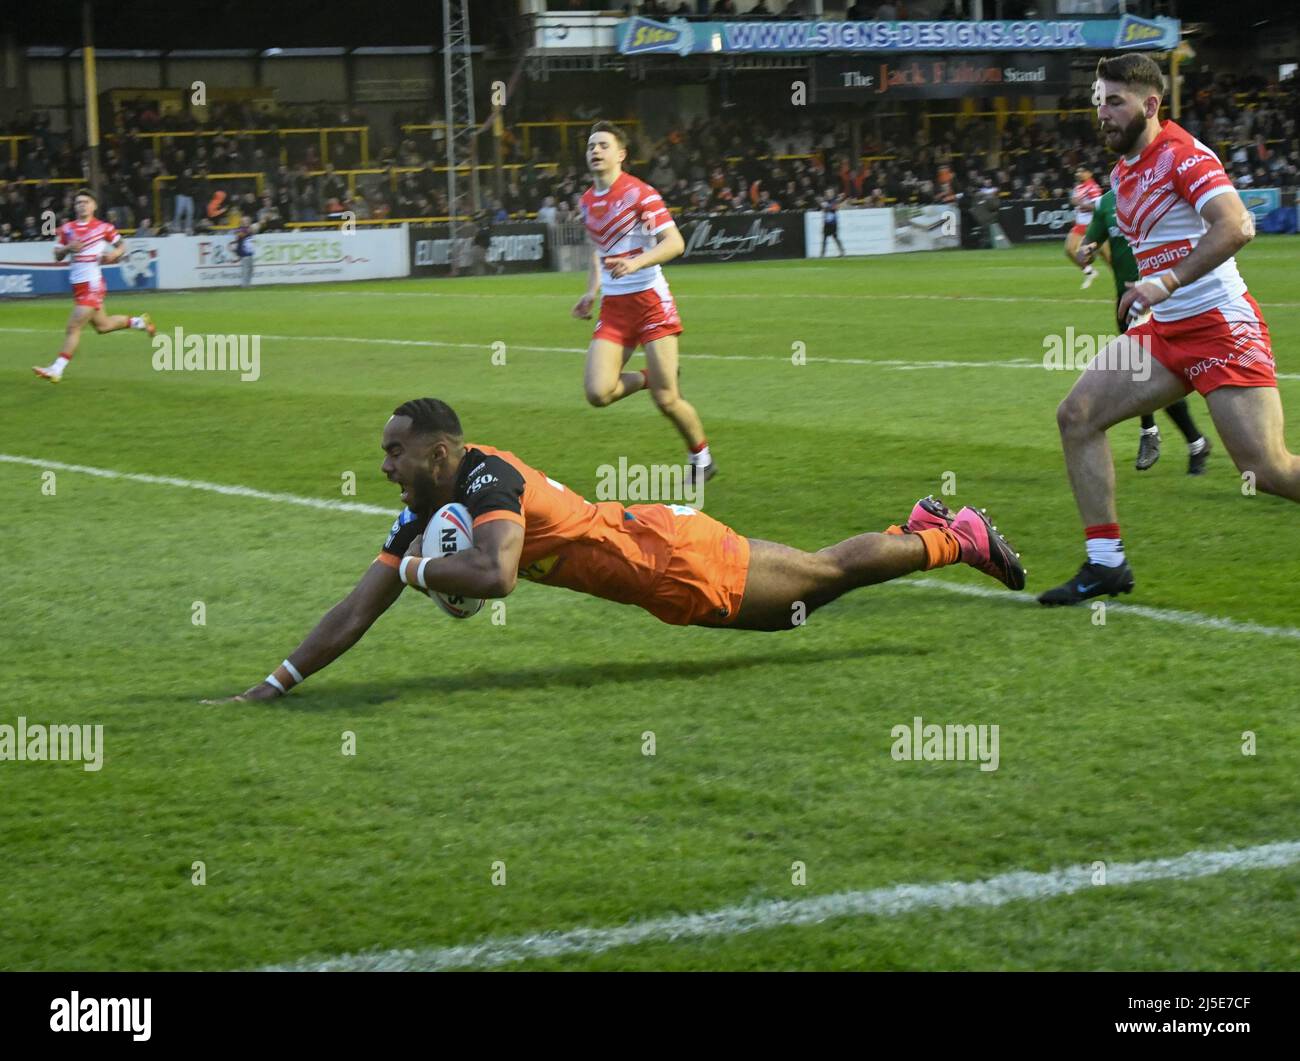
[152,327,261,381]
[0,716,103,772]
[890,715,999,772]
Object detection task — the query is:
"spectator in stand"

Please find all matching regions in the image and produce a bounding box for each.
[135,216,157,237]
[537,195,558,224]
[207,189,230,227]
[173,168,196,234]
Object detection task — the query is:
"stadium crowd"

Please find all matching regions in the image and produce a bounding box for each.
[1,70,1296,238]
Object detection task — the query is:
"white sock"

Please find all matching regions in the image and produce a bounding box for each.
[1086,537,1125,568]
[690,445,711,467]
[1188,436,1207,454]
[129,316,144,329]
[50,355,70,375]
[1083,264,1097,276]
[1141,425,1159,436]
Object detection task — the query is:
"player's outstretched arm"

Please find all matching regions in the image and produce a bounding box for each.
[397,519,524,600]
[202,559,405,703]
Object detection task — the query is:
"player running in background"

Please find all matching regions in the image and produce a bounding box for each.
[204,398,1024,702]
[32,189,155,383]
[1078,188,1211,474]
[821,191,845,256]
[1040,54,1300,606]
[1066,167,1107,289]
[571,122,715,485]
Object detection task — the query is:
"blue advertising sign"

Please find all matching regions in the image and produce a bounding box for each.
[617,15,1180,55]
[0,242,160,298]
[1238,186,1281,221]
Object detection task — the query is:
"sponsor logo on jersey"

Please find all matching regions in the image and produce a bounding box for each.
[466,473,498,495]
[1176,153,1213,176]
[1135,239,1192,274]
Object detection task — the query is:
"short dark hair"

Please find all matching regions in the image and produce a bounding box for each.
[589,121,628,150]
[74,188,96,202]
[1096,54,1165,98]
[393,398,462,439]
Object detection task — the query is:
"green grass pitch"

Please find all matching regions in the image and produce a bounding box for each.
[1,239,1297,970]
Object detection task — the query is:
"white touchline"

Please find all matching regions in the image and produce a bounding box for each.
[900,578,1300,641]
[260,839,1300,971]
[3,453,1299,642]
[3,327,1297,379]
[0,454,391,517]
[295,289,1300,309]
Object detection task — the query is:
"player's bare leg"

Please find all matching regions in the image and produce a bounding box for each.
[1066,229,1101,288]
[1204,386,1300,501]
[1064,229,1084,265]
[584,338,645,406]
[1056,343,1189,527]
[33,305,92,382]
[1039,339,1189,604]
[644,334,713,479]
[89,306,133,335]
[720,503,1025,632]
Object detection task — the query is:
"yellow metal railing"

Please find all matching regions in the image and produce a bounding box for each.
[402,119,643,158]
[152,171,266,226]
[106,126,370,166]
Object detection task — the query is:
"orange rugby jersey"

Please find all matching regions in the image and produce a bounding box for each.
[378,445,684,608]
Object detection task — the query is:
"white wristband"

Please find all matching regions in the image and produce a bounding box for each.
[282,658,303,685]
[264,673,286,693]
[416,557,431,590]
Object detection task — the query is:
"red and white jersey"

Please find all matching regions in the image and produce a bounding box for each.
[580,172,675,296]
[1111,121,1243,322]
[57,217,121,286]
[1071,178,1102,225]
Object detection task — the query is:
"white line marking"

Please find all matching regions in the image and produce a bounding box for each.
[4,453,1298,641]
[0,454,393,517]
[299,289,1300,309]
[898,577,1300,641]
[261,839,1300,970]
[3,326,1296,379]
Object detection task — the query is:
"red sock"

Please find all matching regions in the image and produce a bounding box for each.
[690,439,709,455]
[1085,523,1121,540]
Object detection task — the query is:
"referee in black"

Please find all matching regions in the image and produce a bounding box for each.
[821,190,845,257]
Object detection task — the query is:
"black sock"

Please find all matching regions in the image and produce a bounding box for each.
[1140,414,1156,431]
[1163,399,1202,445]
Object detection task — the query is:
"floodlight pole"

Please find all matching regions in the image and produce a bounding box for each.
[443,0,480,276]
[82,0,102,202]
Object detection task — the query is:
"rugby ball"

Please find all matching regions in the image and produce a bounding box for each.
[424,502,484,619]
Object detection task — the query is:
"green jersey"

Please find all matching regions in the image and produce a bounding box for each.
[1084,189,1138,296]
